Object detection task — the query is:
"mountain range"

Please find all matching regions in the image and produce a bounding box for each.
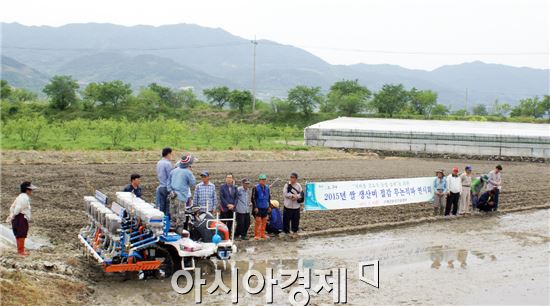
[1,22,549,108]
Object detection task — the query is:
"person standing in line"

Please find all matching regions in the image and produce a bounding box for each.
[445,167,462,216]
[156,147,173,214]
[235,178,252,240]
[167,155,196,226]
[487,165,503,211]
[471,174,488,210]
[193,171,217,213]
[251,174,270,240]
[433,169,447,216]
[282,172,303,236]
[219,174,238,234]
[6,182,38,256]
[123,174,142,198]
[458,166,473,215]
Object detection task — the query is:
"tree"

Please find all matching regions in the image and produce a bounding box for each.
[176,89,201,109]
[225,123,246,146]
[135,88,162,111]
[510,96,549,118]
[431,104,450,116]
[83,81,132,110]
[491,100,511,117]
[64,119,86,141]
[287,86,322,118]
[408,88,437,117]
[166,119,187,147]
[43,75,79,110]
[452,109,469,116]
[10,88,38,102]
[229,89,253,114]
[279,125,299,145]
[196,121,215,145]
[1,80,12,100]
[270,97,297,114]
[250,124,271,144]
[203,86,231,109]
[327,80,371,116]
[370,84,409,117]
[101,119,128,146]
[148,83,183,109]
[472,104,488,116]
[143,119,165,143]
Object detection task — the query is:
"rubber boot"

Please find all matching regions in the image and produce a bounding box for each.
[17,238,29,256]
[254,217,261,240]
[260,218,268,240]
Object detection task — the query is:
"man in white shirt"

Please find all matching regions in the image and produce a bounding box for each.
[486,164,503,211]
[445,167,462,216]
[6,181,37,256]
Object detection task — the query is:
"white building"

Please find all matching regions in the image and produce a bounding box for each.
[304,117,550,158]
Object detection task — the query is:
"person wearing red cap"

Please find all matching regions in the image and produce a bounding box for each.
[445,167,462,216]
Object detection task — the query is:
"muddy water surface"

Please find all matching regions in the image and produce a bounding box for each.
[92,209,550,305]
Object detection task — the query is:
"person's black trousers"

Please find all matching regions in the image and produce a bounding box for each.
[220,210,234,234]
[445,192,460,215]
[235,212,250,238]
[492,189,500,211]
[283,207,300,233]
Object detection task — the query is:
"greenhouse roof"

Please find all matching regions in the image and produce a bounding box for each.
[306,117,550,138]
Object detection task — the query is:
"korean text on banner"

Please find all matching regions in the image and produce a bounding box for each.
[305,177,435,211]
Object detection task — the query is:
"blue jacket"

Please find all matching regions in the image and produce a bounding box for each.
[220,183,238,212]
[123,184,142,198]
[167,167,196,201]
[433,177,448,193]
[268,208,283,232]
[252,184,270,210]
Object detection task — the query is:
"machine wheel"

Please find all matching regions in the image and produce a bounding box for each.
[153,246,180,278]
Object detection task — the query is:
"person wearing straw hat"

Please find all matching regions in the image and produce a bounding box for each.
[432,169,447,216]
[266,200,283,236]
[6,181,38,256]
[251,174,270,240]
[458,165,473,215]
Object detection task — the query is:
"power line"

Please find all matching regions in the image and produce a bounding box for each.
[3,42,548,56]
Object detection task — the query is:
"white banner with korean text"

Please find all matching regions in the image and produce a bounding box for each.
[304,177,435,211]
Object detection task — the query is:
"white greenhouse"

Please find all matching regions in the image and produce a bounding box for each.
[304,117,550,158]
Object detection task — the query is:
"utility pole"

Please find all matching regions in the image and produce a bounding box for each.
[465,88,469,114]
[251,36,258,112]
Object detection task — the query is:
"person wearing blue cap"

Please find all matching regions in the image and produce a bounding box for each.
[459,165,473,214]
[193,171,217,213]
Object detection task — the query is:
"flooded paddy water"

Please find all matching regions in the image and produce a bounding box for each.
[92,209,550,305]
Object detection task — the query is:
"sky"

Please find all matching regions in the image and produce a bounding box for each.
[1,0,548,70]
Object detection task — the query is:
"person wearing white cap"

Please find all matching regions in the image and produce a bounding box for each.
[459,166,473,215]
[6,181,37,256]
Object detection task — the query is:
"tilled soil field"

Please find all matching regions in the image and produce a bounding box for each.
[1,150,549,305]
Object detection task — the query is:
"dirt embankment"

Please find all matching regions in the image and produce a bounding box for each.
[1,149,549,305]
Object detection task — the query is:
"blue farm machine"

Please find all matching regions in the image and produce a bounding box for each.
[78,191,236,277]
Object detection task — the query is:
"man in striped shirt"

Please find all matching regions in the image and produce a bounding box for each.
[193,171,217,213]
